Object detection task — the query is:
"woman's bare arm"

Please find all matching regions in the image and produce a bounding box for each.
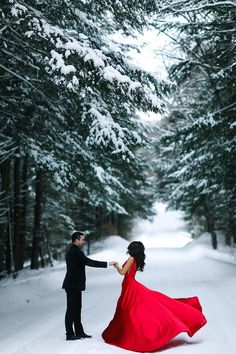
[114,256,134,275]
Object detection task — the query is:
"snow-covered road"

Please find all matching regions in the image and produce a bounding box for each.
[0,204,236,354]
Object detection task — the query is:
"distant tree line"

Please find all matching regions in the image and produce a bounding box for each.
[154,0,236,249]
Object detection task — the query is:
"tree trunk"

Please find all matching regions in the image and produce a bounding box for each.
[19,155,28,269]
[96,206,103,239]
[31,169,43,269]
[39,244,45,268]
[203,198,217,250]
[87,235,91,255]
[210,230,218,250]
[13,154,22,271]
[0,159,11,273]
[46,234,53,267]
[227,220,236,245]
[225,231,231,246]
[6,198,14,274]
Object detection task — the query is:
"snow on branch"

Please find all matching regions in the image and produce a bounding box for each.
[29,140,71,187]
[181,1,236,12]
[10,3,27,17]
[103,65,141,88]
[49,50,76,75]
[94,165,127,192]
[0,136,18,164]
[22,13,160,105]
[159,0,236,13]
[86,105,134,156]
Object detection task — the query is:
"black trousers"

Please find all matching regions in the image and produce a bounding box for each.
[65,289,84,336]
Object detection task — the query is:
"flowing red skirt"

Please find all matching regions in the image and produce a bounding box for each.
[102,275,207,352]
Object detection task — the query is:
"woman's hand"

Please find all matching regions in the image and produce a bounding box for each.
[109,261,118,266]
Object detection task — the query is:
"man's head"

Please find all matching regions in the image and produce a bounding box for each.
[71,231,85,249]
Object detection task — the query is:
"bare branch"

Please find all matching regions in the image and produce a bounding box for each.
[1,48,40,71]
[0,63,54,102]
[160,1,236,13]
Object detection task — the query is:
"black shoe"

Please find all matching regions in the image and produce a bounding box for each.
[66,334,77,341]
[78,333,92,339]
[66,334,82,340]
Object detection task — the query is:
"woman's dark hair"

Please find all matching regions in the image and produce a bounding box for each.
[127,241,145,272]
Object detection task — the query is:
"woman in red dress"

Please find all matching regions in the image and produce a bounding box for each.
[102,241,207,352]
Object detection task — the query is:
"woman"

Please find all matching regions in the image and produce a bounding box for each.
[102,241,207,352]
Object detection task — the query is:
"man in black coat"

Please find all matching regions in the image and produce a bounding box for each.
[62,231,116,340]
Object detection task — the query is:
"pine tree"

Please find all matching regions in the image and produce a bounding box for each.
[0,1,165,272]
[154,0,236,248]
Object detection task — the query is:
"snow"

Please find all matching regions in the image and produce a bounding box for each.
[84,49,106,67]
[87,107,134,155]
[11,3,27,17]
[132,203,192,249]
[74,9,97,29]
[49,50,76,75]
[102,66,141,89]
[0,203,236,354]
[230,121,236,129]
[111,29,169,79]
[144,90,160,108]
[93,165,125,192]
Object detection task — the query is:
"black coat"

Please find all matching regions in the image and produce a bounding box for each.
[62,244,107,291]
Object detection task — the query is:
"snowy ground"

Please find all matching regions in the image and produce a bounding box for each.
[0,203,236,354]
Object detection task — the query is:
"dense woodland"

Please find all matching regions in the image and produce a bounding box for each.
[154,0,236,249]
[0,0,235,276]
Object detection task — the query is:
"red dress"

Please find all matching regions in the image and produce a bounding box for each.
[102,261,207,352]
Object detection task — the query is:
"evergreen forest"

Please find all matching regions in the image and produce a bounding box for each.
[0,0,235,276]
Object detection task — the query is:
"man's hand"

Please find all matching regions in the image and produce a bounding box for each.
[109,261,118,266]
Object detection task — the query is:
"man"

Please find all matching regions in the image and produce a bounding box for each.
[62,231,116,341]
